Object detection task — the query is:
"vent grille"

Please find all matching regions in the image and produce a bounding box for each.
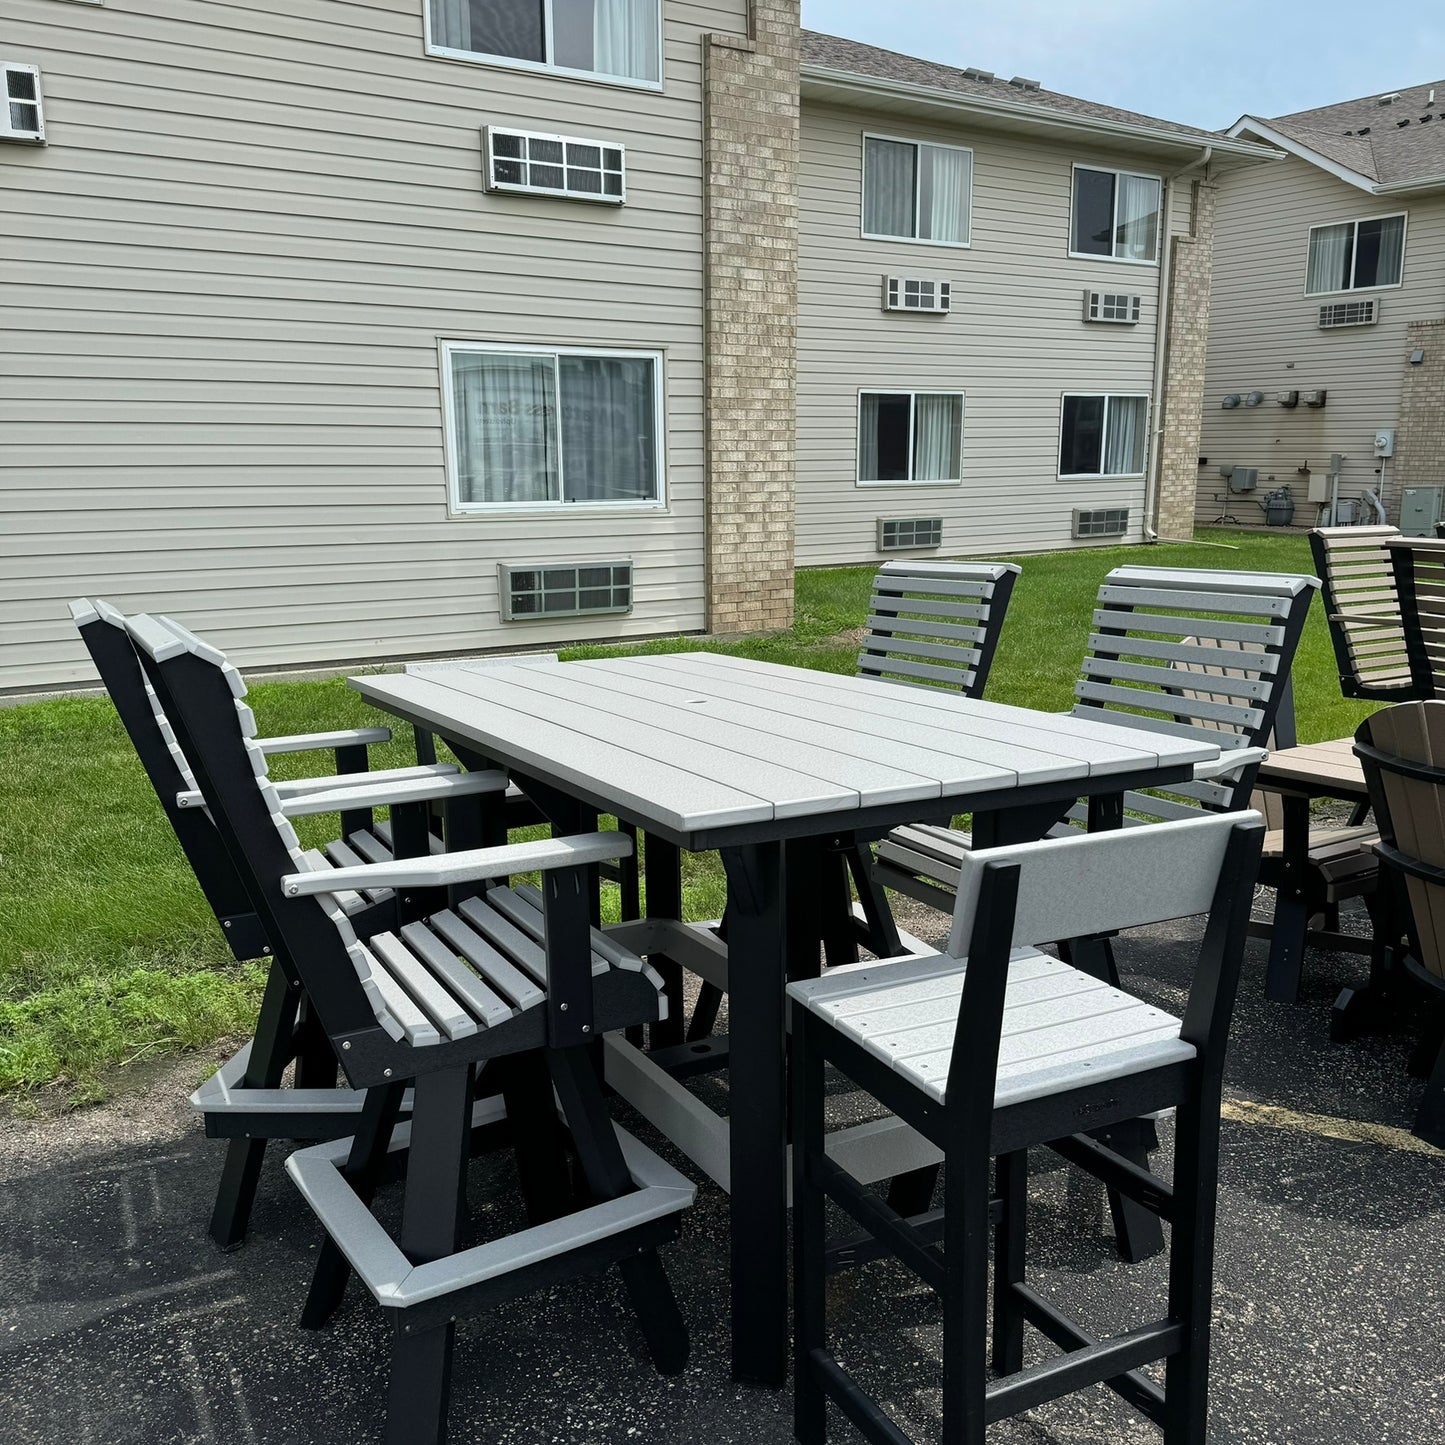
[883,276,952,314]
[1319,298,1378,328]
[485,127,625,204]
[1,63,44,144]
[1083,290,1142,324]
[1071,507,1130,539]
[500,561,632,622]
[877,517,944,551]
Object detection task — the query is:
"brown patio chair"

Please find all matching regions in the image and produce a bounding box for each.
[1347,701,1445,1148]
[1309,525,1420,702]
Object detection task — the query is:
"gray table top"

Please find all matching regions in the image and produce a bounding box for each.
[351,653,1219,847]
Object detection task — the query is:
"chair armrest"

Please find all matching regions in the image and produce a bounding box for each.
[277,768,508,818]
[1193,746,1267,783]
[257,727,392,755]
[270,763,458,798]
[281,832,631,896]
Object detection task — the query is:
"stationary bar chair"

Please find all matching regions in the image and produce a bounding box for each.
[789,811,1264,1444]
[128,613,694,1445]
[71,598,500,1249]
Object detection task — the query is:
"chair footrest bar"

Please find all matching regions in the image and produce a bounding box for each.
[988,1295,1179,1424]
[808,1349,914,1445]
[825,1205,946,1274]
[1013,1282,1166,1423]
[645,1035,731,1081]
[815,1155,946,1294]
[286,1096,696,1322]
[1047,1132,1175,1221]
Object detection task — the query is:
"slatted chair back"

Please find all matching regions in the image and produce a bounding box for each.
[70,598,273,961]
[1067,566,1318,823]
[1387,536,1445,700]
[858,561,1020,696]
[1354,701,1445,983]
[1309,525,1419,702]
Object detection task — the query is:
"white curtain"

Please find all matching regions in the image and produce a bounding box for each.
[1103,396,1147,476]
[913,394,962,480]
[1307,222,1351,294]
[1373,214,1405,286]
[594,0,660,82]
[864,139,916,238]
[557,356,656,500]
[858,394,881,480]
[920,146,970,244]
[430,0,472,50]
[1115,174,1159,261]
[453,353,557,504]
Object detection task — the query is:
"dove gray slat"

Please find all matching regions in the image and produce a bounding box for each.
[300,848,370,915]
[1096,584,1291,618]
[370,820,447,856]
[368,932,479,1042]
[1081,657,1272,702]
[323,837,394,903]
[1077,707,1252,751]
[398,921,516,1028]
[1073,681,1263,731]
[1092,610,1284,647]
[456,894,566,990]
[859,655,981,686]
[865,612,987,646]
[859,635,984,668]
[360,944,441,1048]
[868,595,990,621]
[483,886,611,975]
[428,908,546,1011]
[871,576,994,601]
[1085,634,1280,674]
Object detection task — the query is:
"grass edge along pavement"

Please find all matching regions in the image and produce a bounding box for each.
[0,530,1370,1100]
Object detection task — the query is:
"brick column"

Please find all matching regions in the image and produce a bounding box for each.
[1392,319,1445,517]
[702,3,800,635]
[1155,180,1217,540]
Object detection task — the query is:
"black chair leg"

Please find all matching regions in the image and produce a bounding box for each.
[301,1080,407,1329]
[991,1150,1027,1377]
[1096,1120,1166,1263]
[385,1065,475,1445]
[549,1046,689,1376]
[942,1132,991,1439]
[687,981,724,1042]
[499,1051,576,1225]
[208,958,302,1251]
[791,1013,827,1445]
[1414,1033,1445,1149]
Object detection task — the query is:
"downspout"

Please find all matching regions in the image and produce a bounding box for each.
[1144,144,1212,542]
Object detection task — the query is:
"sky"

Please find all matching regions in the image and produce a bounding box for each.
[802,1,1445,129]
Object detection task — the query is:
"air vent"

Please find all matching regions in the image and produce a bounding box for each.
[883,276,951,314]
[1083,290,1142,324]
[1009,76,1041,91]
[1,63,45,144]
[1071,507,1130,539]
[1319,298,1378,328]
[484,127,625,204]
[962,67,995,82]
[878,517,944,551]
[499,561,632,622]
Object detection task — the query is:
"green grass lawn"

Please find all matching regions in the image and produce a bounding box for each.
[0,529,1373,1099]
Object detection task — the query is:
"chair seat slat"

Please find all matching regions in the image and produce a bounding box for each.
[369,931,480,1042]
[399,920,516,1028]
[428,909,545,1011]
[357,942,442,1047]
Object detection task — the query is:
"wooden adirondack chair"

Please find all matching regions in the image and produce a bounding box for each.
[127,612,694,1445]
[1347,701,1445,1148]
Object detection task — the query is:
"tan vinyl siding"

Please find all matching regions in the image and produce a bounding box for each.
[1198,153,1445,527]
[0,0,748,691]
[796,101,1187,567]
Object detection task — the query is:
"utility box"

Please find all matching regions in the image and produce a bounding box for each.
[1400,487,1445,537]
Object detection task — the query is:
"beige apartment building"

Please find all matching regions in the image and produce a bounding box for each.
[1,0,1274,693]
[1198,83,1445,531]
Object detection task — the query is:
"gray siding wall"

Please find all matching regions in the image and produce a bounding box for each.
[796,100,1190,568]
[1,0,749,691]
[1197,153,1445,527]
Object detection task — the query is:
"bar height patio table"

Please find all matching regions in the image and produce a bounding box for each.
[350,652,1220,1387]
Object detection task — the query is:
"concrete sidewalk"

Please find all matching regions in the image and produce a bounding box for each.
[1,920,1441,1444]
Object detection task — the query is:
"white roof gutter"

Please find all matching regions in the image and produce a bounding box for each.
[802,65,1283,160]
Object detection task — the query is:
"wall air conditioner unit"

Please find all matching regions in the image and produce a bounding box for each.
[877,516,944,551]
[1319,299,1379,328]
[1083,290,1142,324]
[1072,507,1130,539]
[499,561,632,621]
[1227,467,1259,493]
[1,62,45,143]
[484,126,625,204]
[883,276,951,314]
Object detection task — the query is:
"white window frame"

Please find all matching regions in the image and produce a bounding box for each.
[1303,212,1408,297]
[423,0,664,92]
[1,61,45,144]
[441,340,667,516]
[855,388,966,489]
[484,127,627,205]
[1057,392,1151,480]
[1068,164,1162,267]
[861,132,974,249]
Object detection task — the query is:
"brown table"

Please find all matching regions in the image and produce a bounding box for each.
[1255,737,1375,1002]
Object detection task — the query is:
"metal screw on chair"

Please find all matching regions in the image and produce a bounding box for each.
[383,1069,392,1078]
[560,1003,568,1011]
[341,1041,351,1051]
